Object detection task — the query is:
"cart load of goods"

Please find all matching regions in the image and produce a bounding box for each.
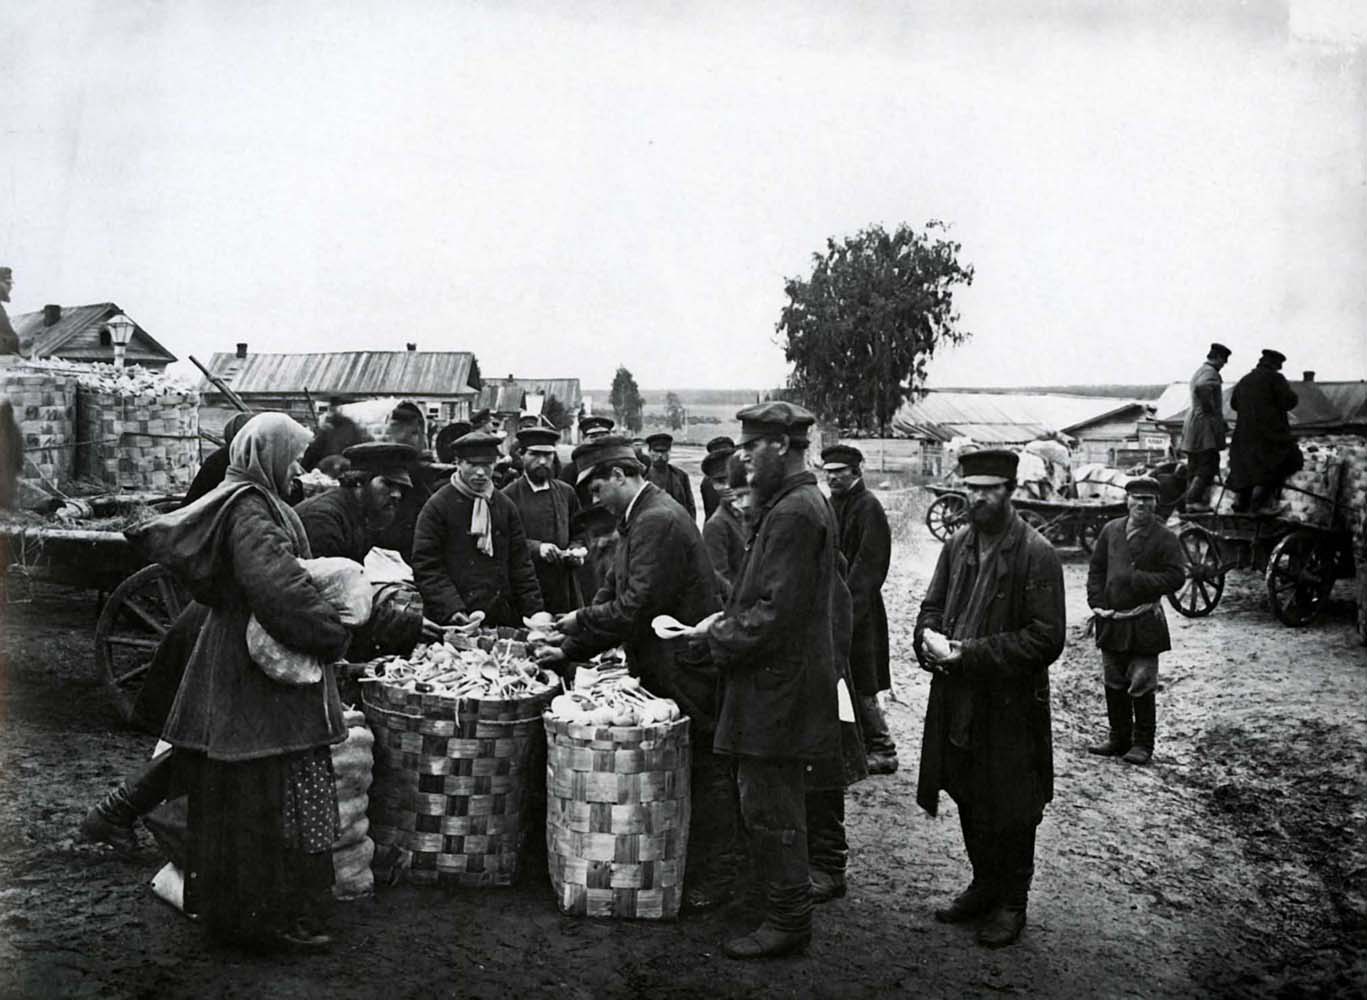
[0,366,77,502]
[543,654,691,920]
[332,708,377,900]
[359,626,561,888]
[1213,435,1367,528]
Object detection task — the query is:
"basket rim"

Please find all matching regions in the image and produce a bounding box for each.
[542,712,690,741]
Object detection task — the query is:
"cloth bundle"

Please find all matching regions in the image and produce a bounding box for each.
[248,557,373,685]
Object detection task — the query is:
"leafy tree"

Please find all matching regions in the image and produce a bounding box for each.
[664,391,686,431]
[542,394,572,431]
[467,355,483,391]
[609,365,645,433]
[776,221,973,435]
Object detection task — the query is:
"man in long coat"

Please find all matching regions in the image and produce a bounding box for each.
[698,401,841,959]
[536,436,735,910]
[645,431,697,521]
[1085,477,1186,766]
[915,448,1065,949]
[412,432,543,627]
[502,427,584,614]
[1228,348,1302,514]
[823,443,897,774]
[1180,342,1231,510]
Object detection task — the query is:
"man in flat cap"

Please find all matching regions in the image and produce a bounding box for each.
[1180,343,1231,511]
[412,432,544,627]
[914,448,1064,949]
[701,435,736,521]
[1085,477,1185,766]
[823,443,898,775]
[695,401,843,958]
[502,427,584,614]
[536,435,737,911]
[1227,349,1302,514]
[644,431,697,522]
[370,402,442,562]
[701,449,746,596]
[434,420,472,464]
[558,414,615,505]
[296,442,417,564]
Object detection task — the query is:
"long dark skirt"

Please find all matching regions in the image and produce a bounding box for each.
[180,749,337,945]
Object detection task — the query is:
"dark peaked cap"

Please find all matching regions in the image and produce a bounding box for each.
[343,442,418,487]
[645,432,674,448]
[450,431,502,462]
[820,444,864,470]
[516,427,560,451]
[735,401,815,444]
[960,448,1018,485]
[1208,343,1231,359]
[571,435,643,484]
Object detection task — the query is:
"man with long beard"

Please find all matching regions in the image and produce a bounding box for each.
[695,401,841,959]
[295,442,415,563]
[915,449,1064,949]
[502,426,585,614]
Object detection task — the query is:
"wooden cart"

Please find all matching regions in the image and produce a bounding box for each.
[923,484,1125,552]
[1,496,188,724]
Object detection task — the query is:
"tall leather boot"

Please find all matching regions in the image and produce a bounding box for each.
[1122,694,1156,765]
[806,790,847,903]
[683,748,741,912]
[1086,687,1133,757]
[935,810,998,923]
[978,825,1034,948]
[724,828,813,959]
[1182,474,1211,511]
[79,749,175,851]
[858,694,899,775]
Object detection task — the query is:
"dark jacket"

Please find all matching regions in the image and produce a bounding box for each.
[412,483,544,626]
[708,471,840,762]
[0,399,21,510]
[564,483,721,733]
[372,463,436,562]
[1228,364,1302,489]
[831,479,892,695]
[1180,361,1226,454]
[1086,516,1185,655]
[502,474,583,614]
[701,476,723,522]
[647,463,696,521]
[914,509,1064,831]
[702,502,747,596]
[295,486,371,564]
[148,487,351,761]
[183,447,231,506]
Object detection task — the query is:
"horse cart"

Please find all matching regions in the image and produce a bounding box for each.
[923,484,1126,552]
[1,495,188,724]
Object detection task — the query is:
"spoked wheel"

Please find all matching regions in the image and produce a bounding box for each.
[1166,526,1225,618]
[1019,509,1068,547]
[1265,530,1337,627]
[95,564,188,725]
[925,493,968,542]
[1075,517,1103,554]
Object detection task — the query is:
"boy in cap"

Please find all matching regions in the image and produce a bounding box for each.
[701,435,736,520]
[822,443,898,775]
[694,401,843,958]
[412,432,544,627]
[915,448,1064,949]
[1085,477,1186,765]
[502,427,585,613]
[701,449,746,596]
[645,431,697,521]
[296,442,417,564]
[1180,343,1231,510]
[1227,349,1302,514]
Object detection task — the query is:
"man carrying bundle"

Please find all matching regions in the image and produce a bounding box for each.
[412,431,544,627]
[1085,477,1186,766]
[502,426,585,614]
[534,435,737,911]
[694,401,841,959]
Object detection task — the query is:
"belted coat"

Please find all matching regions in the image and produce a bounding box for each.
[1086,516,1186,655]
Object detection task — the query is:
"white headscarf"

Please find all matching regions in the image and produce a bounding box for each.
[224,413,311,499]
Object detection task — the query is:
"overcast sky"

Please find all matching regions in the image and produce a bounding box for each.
[3,1,1364,391]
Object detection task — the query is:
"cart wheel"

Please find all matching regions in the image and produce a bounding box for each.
[925,494,967,542]
[1166,526,1225,618]
[1265,530,1337,627]
[1019,509,1067,547]
[1076,517,1103,554]
[95,565,187,725]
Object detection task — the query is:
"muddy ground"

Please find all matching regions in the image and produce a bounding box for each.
[1,497,1364,999]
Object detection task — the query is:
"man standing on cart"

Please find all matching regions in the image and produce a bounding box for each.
[1228,348,1302,515]
[1180,342,1231,511]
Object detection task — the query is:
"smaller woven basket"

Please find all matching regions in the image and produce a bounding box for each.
[544,713,691,920]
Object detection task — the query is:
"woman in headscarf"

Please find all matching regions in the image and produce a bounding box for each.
[127,412,351,952]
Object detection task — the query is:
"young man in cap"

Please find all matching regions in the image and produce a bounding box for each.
[644,431,697,521]
[822,443,898,775]
[1180,343,1231,511]
[701,435,736,520]
[412,431,544,627]
[1085,477,1185,766]
[535,436,737,911]
[915,448,1064,949]
[1228,349,1302,514]
[694,401,842,959]
[501,427,585,614]
[701,449,746,596]
[296,442,417,563]
[558,414,615,503]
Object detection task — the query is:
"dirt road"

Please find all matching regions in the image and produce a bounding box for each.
[1,500,1363,999]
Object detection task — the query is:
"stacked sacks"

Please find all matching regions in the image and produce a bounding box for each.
[332,708,376,899]
[1280,435,1364,528]
[76,386,199,492]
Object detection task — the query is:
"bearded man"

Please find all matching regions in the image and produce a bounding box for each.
[412,431,543,627]
[502,427,584,613]
[295,442,415,564]
[914,448,1064,949]
[645,432,696,520]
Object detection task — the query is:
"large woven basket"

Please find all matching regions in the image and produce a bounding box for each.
[361,676,560,888]
[544,713,691,920]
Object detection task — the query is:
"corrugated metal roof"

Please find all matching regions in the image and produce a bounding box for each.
[203,351,476,397]
[892,391,1138,443]
[11,302,177,364]
[476,377,581,412]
